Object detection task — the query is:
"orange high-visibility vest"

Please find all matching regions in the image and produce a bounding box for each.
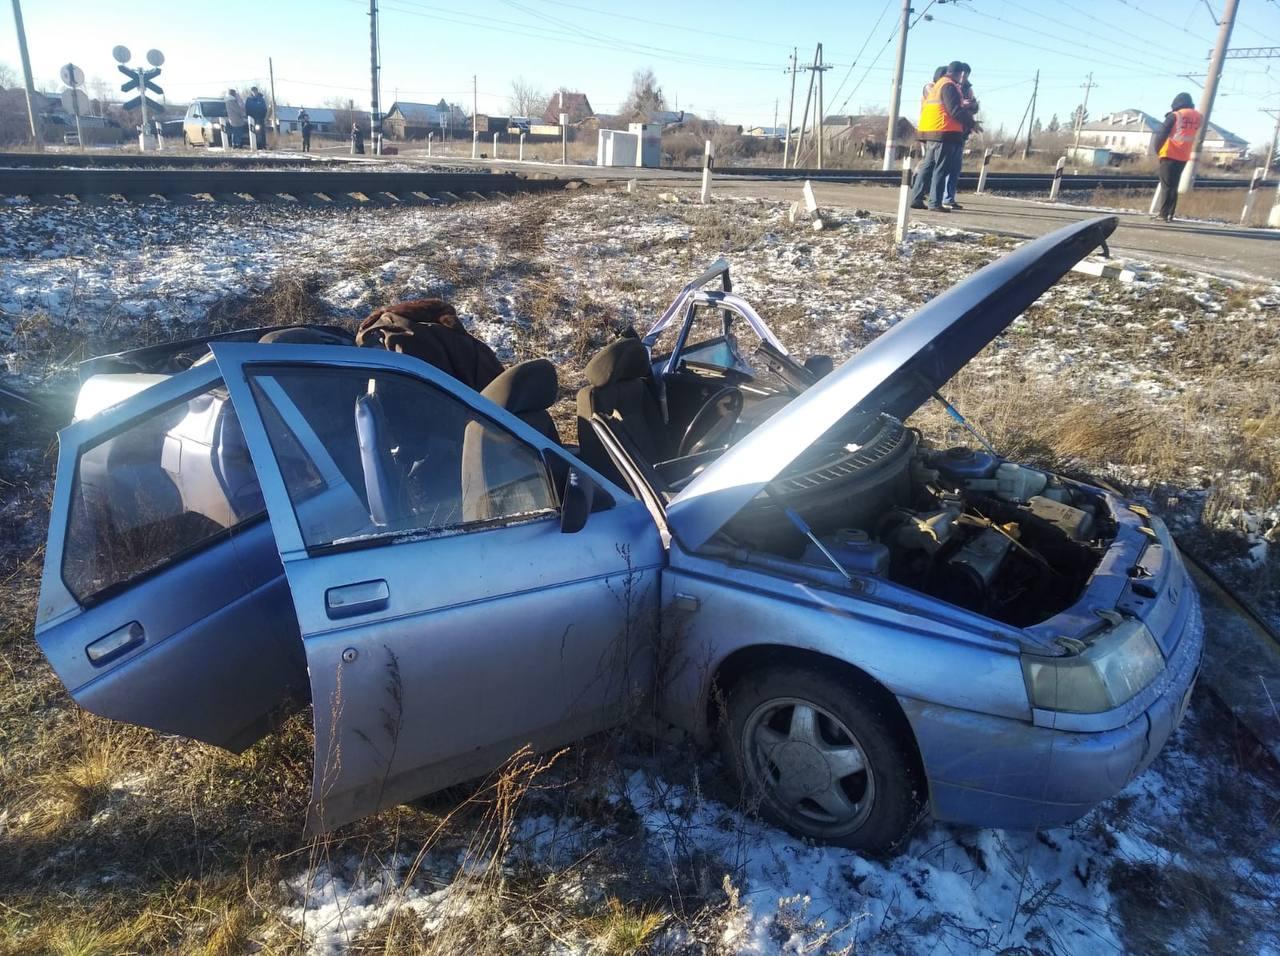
[918,77,964,134]
[1158,108,1202,161]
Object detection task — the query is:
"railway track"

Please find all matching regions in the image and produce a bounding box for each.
[0,166,574,204]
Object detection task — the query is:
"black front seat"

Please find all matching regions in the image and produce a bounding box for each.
[480,359,561,444]
[576,337,666,484]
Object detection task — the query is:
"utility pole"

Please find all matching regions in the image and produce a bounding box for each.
[9,0,43,151]
[783,48,797,166]
[1263,108,1280,179]
[773,98,778,138]
[368,0,382,154]
[1180,0,1238,193]
[1071,72,1098,155]
[1022,70,1039,160]
[883,0,912,170]
[816,43,825,170]
[473,74,479,159]
[794,44,819,168]
[268,57,278,133]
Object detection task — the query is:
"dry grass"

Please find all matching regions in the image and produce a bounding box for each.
[1066,185,1275,225]
[1,189,1277,952]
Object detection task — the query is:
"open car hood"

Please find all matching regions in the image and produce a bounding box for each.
[665,215,1119,551]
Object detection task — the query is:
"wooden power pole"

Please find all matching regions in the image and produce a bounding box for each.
[783,48,797,166]
[9,0,43,151]
[1022,70,1039,160]
[1180,0,1238,193]
[1071,73,1098,155]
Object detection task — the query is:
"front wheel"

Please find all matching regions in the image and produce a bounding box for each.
[718,666,922,853]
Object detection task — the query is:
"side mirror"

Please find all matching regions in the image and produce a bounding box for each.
[560,468,595,534]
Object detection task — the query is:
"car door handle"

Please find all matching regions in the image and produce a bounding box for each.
[86,621,144,665]
[326,580,390,619]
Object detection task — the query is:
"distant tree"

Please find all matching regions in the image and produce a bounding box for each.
[507,76,546,118]
[0,62,15,89]
[621,67,666,121]
[88,76,110,116]
[1046,113,1060,133]
[1071,104,1088,130]
[1032,117,1042,134]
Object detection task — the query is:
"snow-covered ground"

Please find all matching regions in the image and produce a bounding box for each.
[2,189,1279,953]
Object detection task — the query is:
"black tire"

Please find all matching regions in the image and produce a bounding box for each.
[718,666,922,853]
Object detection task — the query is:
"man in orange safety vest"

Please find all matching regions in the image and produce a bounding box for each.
[909,61,976,212]
[1152,92,1203,222]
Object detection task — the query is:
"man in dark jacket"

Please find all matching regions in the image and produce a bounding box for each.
[244,87,269,150]
[351,122,365,155]
[298,109,313,152]
[1152,92,1202,222]
[909,61,975,212]
[943,63,979,209]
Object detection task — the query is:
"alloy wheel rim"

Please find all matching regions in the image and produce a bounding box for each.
[741,696,875,834]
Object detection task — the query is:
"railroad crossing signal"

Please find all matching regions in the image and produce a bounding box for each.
[118,64,163,96]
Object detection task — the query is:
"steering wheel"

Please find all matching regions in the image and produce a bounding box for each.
[678,386,744,457]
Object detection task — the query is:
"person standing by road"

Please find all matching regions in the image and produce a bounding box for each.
[298,109,313,153]
[224,89,247,149]
[245,87,269,150]
[909,61,975,212]
[942,64,980,210]
[351,122,365,155]
[1152,92,1202,222]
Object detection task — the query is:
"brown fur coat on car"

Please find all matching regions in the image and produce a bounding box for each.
[355,299,503,392]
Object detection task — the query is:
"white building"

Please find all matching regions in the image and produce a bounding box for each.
[1076,108,1249,164]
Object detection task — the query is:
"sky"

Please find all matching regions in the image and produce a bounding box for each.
[6,0,1280,147]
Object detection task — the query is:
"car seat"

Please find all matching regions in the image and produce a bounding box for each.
[479,359,560,444]
[576,338,666,483]
[461,359,560,522]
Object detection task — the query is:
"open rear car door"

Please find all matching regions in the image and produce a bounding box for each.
[36,362,309,752]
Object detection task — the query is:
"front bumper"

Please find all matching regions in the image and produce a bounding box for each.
[900,585,1203,830]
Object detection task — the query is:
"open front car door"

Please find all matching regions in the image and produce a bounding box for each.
[209,343,665,831]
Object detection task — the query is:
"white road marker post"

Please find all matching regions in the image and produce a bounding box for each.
[248,119,258,151]
[1241,167,1265,224]
[802,178,826,230]
[1268,177,1280,228]
[519,132,525,161]
[700,139,714,204]
[427,131,432,156]
[1048,155,1066,202]
[560,112,568,164]
[472,130,478,159]
[492,132,498,158]
[976,148,993,194]
[1149,182,1164,216]
[895,155,912,242]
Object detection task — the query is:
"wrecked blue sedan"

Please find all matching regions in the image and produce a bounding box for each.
[35,216,1201,852]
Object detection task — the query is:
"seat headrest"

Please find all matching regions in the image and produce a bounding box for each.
[584,337,652,388]
[259,326,351,345]
[481,359,558,414]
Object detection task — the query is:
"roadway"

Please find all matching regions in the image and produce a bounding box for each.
[707,179,1280,283]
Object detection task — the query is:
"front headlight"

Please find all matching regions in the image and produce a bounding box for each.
[1022,618,1165,714]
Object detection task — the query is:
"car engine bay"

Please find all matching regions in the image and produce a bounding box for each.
[729,416,1112,627]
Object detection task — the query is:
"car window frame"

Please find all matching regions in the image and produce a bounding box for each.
[40,363,228,626]
[210,343,637,561]
[59,377,271,607]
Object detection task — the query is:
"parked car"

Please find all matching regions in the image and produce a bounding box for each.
[183,98,230,147]
[35,216,1201,852]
